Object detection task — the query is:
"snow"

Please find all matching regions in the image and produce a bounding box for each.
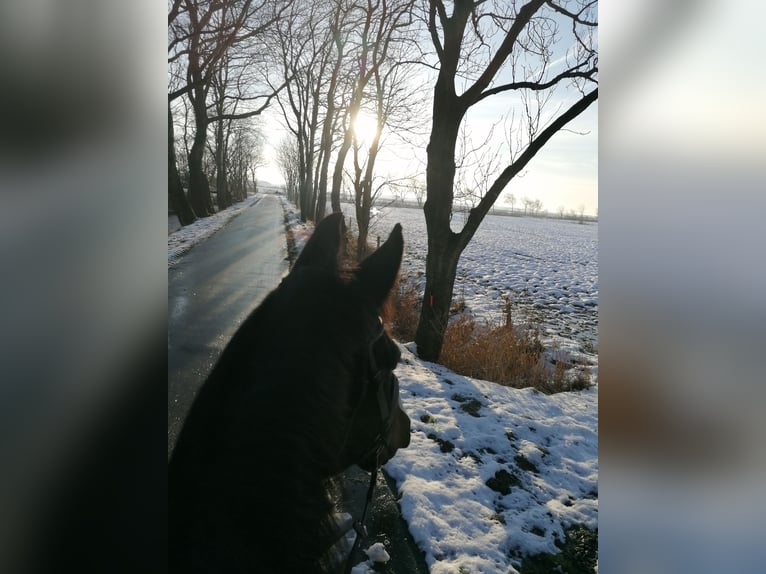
[364,542,391,563]
[350,542,392,574]
[387,345,597,573]
[169,195,598,573]
[167,194,261,267]
[345,202,599,378]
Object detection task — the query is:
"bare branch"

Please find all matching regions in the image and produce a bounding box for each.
[208,79,289,122]
[458,88,598,249]
[428,0,445,59]
[546,0,598,26]
[461,0,547,105]
[473,65,597,104]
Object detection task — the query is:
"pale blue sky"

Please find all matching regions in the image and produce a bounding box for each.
[258,94,597,216]
[258,102,598,215]
[257,4,598,216]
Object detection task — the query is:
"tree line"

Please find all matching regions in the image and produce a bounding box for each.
[168,0,597,361]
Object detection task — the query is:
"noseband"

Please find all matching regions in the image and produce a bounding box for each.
[355,317,400,463]
[340,317,401,573]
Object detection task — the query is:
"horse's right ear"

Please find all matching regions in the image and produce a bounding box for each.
[354,222,403,308]
[292,212,345,274]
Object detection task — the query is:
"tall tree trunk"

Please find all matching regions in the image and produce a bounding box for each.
[330,128,353,213]
[414,83,464,361]
[316,51,342,221]
[414,235,461,360]
[354,124,381,261]
[168,102,196,226]
[214,119,232,210]
[355,180,371,261]
[312,148,323,221]
[303,152,314,221]
[316,140,332,219]
[188,91,214,217]
[305,91,321,220]
[297,131,313,222]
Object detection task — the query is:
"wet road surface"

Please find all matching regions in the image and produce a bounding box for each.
[168,193,288,455]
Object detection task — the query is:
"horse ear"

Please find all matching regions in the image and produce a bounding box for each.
[354,223,403,307]
[293,212,345,273]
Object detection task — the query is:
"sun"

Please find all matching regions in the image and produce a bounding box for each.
[352,112,379,146]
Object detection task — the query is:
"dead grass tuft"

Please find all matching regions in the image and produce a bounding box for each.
[341,223,376,266]
[440,312,591,394]
[353,222,590,393]
[440,314,548,390]
[386,277,422,343]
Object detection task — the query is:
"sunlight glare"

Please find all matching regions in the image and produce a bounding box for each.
[352,112,379,146]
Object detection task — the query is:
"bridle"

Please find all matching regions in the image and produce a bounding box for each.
[340,317,401,574]
[354,317,400,463]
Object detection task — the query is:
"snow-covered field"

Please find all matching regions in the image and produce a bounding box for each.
[169,195,599,573]
[344,203,599,374]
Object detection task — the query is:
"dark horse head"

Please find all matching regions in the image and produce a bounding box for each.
[169,213,410,573]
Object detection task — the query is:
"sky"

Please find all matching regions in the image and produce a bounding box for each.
[169,192,599,573]
[255,4,598,217]
[257,98,598,217]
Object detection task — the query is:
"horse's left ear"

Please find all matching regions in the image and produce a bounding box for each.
[293,212,345,274]
[355,223,403,307]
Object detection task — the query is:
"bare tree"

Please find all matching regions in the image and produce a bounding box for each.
[206,31,269,210]
[413,178,426,207]
[349,45,424,260]
[328,0,417,214]
[168,3,196,225]
[414,0,598,360]
[314,0,357,221]
[276,136,300,203]
[271,2,339,222]
[504,192,516,214]
[168,100,197,225]
[521,196,532,216]
[227,119,265,201]
[271,0,420,233]
[169,0,289,219]
[209,46,239,210]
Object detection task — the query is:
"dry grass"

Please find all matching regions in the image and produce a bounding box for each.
[345,224,590,394]
[386,277,422,343]
[341,222,377,266]
[440,312,591,394]
[386,280,591,393]
[343,226,420,342]
[440,314,548,390]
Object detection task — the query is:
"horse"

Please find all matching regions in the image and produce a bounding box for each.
[169,212,411,573]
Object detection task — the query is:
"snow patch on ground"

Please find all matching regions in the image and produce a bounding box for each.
[385,343,597,573]
[167,194,261,267]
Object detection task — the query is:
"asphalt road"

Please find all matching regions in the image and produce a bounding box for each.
[167,194,427,573]
[168,193,288,455]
